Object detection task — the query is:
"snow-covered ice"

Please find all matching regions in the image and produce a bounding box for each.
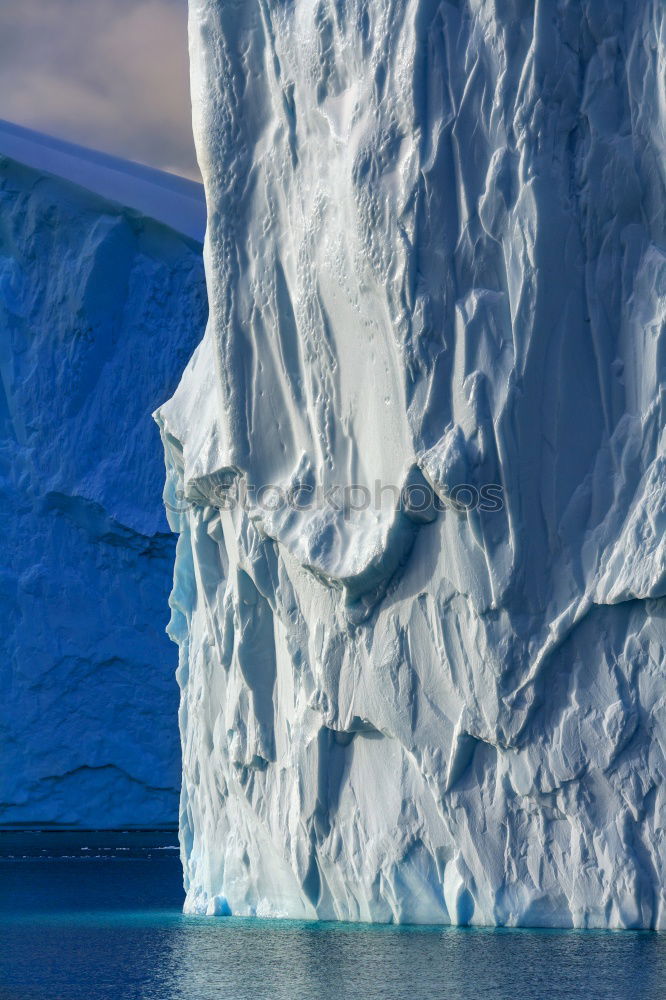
[0,120,206,242]
[157,0,666,926]
[0,124,206,826]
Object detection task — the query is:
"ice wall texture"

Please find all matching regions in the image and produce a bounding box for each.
[0,145,207,827]
[157,0,666,925]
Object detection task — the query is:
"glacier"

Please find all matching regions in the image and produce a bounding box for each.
[0,121,206,827]
[156,0,666,927]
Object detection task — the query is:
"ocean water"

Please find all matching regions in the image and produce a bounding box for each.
[1,834,664,1000]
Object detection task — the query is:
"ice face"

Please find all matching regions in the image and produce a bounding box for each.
[156,1,666,926]
[0,128,207,828]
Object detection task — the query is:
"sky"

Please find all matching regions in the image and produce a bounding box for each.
[0,0,200,180]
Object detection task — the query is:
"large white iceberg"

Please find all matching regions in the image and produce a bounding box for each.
[157,1,666,926]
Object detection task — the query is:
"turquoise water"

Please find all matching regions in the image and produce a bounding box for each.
[1,834,664,999]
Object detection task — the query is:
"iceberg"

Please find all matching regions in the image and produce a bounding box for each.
[0,121,206,827]
[157,1,666,926]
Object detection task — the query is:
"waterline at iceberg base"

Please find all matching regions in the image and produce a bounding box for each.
[155,0,666,928]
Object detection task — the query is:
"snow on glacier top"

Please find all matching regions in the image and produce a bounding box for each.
[0,118,206,242]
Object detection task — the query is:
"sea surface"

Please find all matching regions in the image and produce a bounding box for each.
[1,832,664,1000]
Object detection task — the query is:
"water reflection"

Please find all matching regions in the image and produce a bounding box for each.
[0,840,664,1000]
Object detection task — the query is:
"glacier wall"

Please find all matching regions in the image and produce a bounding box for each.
[157,0,666,926]
[0,132,207,827]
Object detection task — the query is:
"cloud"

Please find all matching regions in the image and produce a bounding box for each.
[0,0,200,180]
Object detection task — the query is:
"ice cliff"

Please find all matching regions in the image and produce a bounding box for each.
[0,122,206,827]
[156,1,666,926]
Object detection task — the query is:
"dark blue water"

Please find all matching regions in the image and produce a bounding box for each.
[1,833,664,1000]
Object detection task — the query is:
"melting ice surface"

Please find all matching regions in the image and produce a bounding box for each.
[156,0,666,928]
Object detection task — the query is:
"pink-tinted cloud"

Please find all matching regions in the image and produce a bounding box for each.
[0,0,200,180]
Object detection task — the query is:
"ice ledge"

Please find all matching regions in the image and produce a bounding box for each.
[0,118,206,242]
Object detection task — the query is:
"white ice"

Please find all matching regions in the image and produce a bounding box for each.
[157,0,666,928]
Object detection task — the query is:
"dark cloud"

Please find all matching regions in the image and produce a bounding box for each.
[0,0,200,180]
